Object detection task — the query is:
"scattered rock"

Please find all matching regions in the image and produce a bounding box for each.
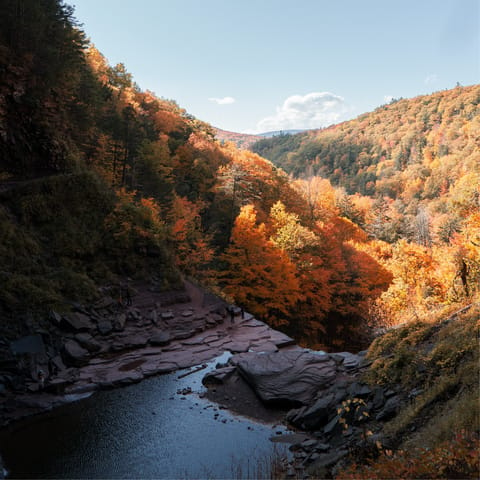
[121,335,148,349]
[323,415,341,435]
[249,341,279,353]
[150,331,171,346]
[97,320,113,335]
[301,439,318,449]
[149,310,159,326]
[309,449,348,471]
[99,369,144,388]
[182,309,194,317]
[93,296,115,309]
[49,310,62,325]
[331,352,362,369]
[114,313,127,331]
[63,340,89,367]
[171,329,195,340]
[161,311,174,320]
[409,387,424,400]
[177,387,192,395]
[372,387,385,409]
[128,309,142,321]
[74,333,101,353]
[61,312,94,332]
[347,381,372,398]
[376,395,401,421]
[203,366,236,385]
[46,377,70,394]
[287,393,336,430]
[50,355,66,373]
[226,341,251,353]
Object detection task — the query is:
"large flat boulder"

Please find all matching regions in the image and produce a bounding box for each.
[232,350,337,406]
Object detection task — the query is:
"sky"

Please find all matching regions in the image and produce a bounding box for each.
[72,0,479,134]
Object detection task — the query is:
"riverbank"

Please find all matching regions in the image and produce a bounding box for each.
[0,280,296,427]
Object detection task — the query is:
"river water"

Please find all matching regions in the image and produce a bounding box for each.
[0,353,290,479]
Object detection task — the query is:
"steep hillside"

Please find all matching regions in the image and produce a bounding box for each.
[338,303,479,479]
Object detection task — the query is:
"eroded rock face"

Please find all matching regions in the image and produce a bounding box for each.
[232,350,337,406]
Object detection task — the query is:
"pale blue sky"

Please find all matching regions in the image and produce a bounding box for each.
[72,0,479,133]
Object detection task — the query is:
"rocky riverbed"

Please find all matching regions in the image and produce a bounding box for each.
[202,348,408,478]
[0,280,296,427]
[0,280,415,478]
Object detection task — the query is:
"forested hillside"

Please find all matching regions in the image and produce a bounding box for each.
[252,87,480,325]
[0,2,478,478]
[252,86,479,198]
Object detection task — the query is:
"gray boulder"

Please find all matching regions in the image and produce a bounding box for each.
[232,350,337,406]
[203,366,236,385]
[150,331,171,346]
[347,381,372,398]
[74,333,102,353]
[376,395,401,421]
[287,393,336,430]
[49,310,62,325]
[114,313,127,331]
[93,296,115,309]
[97,320,113,335]
[61,312,93,332]
[331,352,362,369]
[63,340,89,367]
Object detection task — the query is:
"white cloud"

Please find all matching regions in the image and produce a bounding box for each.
[424,74,439,85]
[208,96,236,105]
[384,95,395,103]
[255,92,348,133]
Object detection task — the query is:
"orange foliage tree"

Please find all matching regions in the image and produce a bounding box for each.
[170,196,214,282]
[220,204,303,327]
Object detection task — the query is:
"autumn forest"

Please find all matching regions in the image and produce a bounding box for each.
[0,1,479,477]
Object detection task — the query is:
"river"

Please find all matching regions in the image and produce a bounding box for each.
[0,353,290,479]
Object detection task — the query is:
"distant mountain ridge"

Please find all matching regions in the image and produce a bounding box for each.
[257,129,307,137]
[213,128,262,149]
[214,127,307,148]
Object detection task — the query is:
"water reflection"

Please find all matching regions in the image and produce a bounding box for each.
[0,354,289,479]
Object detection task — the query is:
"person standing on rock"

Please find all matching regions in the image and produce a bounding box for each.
[38,369,45,389]
[125,287,132,307]
[228,305,235,324]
